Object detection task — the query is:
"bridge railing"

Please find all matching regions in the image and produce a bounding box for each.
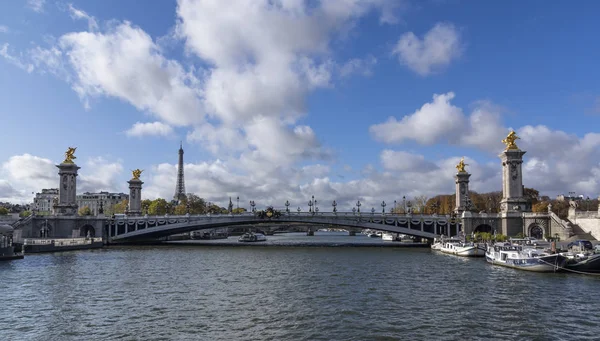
[111,212,453,221]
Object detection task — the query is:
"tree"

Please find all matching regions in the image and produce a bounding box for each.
[232,207,247,214]
[524,187,540,206]
[412,195,428,214]
[111,200,129,214]
[78,206,92,216]
[186,193,207,214]
[19,210,32,218]
[0,207,9,215]
[141,199,152,214]
[532,201,549,213]
[148,198,169,215]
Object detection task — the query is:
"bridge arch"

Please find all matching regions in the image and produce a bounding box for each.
[79,224,96,238]
[474,224,493,234]
[108,213,460,243]
[528,223,544,240]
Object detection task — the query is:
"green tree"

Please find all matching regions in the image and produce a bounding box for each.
[148,198,168,215]
[19,210,32,218]
[78,206,92,216]
[0,207,9,215]
[141,199,152,215]
[232,207,247,214]
[186,193,207,214]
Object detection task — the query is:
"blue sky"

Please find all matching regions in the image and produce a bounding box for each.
[1,0,600,209]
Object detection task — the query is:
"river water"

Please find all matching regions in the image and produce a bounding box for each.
[1,232,600,341]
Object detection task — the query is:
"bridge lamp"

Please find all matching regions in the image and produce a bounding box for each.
[297,207,301,213]
[237,196,239,213]
[352,207,356,215]
[356,200,361,213]
[371,207,375,214]
[332,200,337,213]
[381,201,386,214]
[285,200,290,213]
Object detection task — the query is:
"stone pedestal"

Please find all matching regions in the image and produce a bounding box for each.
[128,178,143,216]
[499,149,528,213]
[53,163,80,216]
[454,171,471,214]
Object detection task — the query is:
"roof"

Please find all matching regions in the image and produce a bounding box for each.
[0,224,14,234]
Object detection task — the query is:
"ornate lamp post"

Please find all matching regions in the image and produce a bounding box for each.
[297,207,301,214]
[308,196,314,214]
[393,200,397,215]
[249,200,256,214]
[352,207,356,215]
[237,196,239,213]
[186,201,190,214]
[586,196,590,211]
[381,200,386,214]
[285,200,290,213]
[407,201,412,214]
[332,200,337,213]
[371,207,375,215]
[356,200,361,214]
[431,201,439,215]
[402,196,406,214]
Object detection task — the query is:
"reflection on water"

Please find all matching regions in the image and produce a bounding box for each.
[2,232,600,341]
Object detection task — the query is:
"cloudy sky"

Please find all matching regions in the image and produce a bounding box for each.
[1,0,600,210]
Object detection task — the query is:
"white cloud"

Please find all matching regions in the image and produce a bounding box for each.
[126,122,174,137]
[0,44,34,73]
[392,22,462,76]
[370,92,465,144]
[0,25,8,33]
[370,92,507,153]
[380,150,438,172]
[68,4,99,31]
[59,22,205,125]
[78,157,124,193]
[27,0,45,13]
[339,55,377,78]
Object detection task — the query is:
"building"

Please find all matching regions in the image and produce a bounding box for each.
[33,188,59,215]
[76,192,129,216]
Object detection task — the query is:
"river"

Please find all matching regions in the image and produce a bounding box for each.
[1,232,600,340]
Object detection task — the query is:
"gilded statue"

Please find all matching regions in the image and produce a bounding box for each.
[502,130,520,150]
[63,147,77,164]
[456,157,468,173]
[132,169,143,180]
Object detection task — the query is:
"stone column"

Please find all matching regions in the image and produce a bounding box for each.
[454,171,471,215]
[128,178,143,216]
[499,149,528,213]
[54,163,80,216]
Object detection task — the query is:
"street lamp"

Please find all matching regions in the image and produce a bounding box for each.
[394,200,397,214]
[332,200,337,213]
[381,201,386,214]
[249,200,256,213]
[586,196,590,211]
[371,207,375,214]
[285,200,290,213]
[403,196,406,214]
[237,196,239,213]
[297,207,301,213]
[308,196,314,214]
[407,201,412,214]
[356,200,361,214]
[352,207,356,215]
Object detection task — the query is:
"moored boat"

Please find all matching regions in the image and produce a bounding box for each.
[382,233,395,241]
[562,240,600,274]
[440,240,485,257]
[1,224,24,261]
[238,232,267,243]
[485,243,566,272]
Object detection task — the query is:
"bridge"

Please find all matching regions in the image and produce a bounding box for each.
[106,212,461,243]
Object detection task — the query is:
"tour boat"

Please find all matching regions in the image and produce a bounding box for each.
[431,237,461,251]
[369,233,380,238]
[191,231,229,240]
[238,232,267,243]
[485,243,566,272]
[440,240,485,257]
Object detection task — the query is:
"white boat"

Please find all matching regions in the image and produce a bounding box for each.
[431,237,460,251]
[440,240,485,257]
[382,233,395,241]
[485,243,566,272]
[238,232,267,243]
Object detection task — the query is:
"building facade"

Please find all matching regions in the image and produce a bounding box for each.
[33,188,59,215]
[76,192,129,216]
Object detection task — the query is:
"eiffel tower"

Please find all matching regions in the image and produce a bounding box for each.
[173,142,186,203]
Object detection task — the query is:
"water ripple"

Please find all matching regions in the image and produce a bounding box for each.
[2,235,600,340]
